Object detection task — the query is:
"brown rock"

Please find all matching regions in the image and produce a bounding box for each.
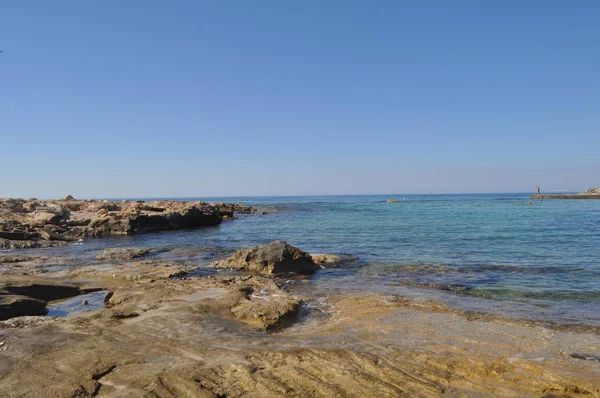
[231,296,302,331]
[311,253,345,265]
[212,241,318,275]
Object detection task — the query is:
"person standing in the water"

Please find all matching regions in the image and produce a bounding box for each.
[536,186,540,195]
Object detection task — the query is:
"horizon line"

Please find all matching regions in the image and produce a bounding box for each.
[1,191,579,201]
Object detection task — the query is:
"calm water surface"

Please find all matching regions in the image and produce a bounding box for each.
[12,194,600,326]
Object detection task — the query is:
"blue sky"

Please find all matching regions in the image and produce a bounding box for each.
[1,1,598,198]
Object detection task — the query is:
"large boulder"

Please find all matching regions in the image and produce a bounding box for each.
[212,241,318,275]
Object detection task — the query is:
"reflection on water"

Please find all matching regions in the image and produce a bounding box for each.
[47,291,106,317]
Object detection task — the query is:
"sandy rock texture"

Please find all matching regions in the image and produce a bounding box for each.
[0,259,598,398]
[0,240,598,397]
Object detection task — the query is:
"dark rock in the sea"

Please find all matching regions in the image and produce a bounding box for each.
[212,240,318,275]
[95,247,153,261]
[0,295,48,320]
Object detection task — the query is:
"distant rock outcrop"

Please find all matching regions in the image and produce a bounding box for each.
[530,188,600,200]
[0,198,261,249]
[580,188,600,195]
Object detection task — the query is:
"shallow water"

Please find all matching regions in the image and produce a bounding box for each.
[8,193,600,326]
[46,290,106,317]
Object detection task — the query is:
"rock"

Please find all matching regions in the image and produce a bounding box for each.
[36,228,68,241]
[0,295,47,320]
[0,238,67,250]
[0,255,38,264]
[0,198,261,248]
[311,253,345,265]
[95,247,153,260]
[0,275,84,302]
[103,291,114,305]
[0,230,36,241]
[386,199,399,203]
[110,311,139,319]
[212,241,318,275]
[580,188,600,195]
[32,211,63,226]
[231,296,302,331]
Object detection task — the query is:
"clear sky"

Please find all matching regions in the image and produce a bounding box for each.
[1,1,599,198]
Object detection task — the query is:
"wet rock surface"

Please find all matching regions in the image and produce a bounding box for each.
[0,241,599,396]
[0,275,100,320]
[95,247,153,260]
[0,197,261,249]
[212,240,319,275]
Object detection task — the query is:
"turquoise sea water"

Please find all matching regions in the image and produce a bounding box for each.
[15,194,600,326]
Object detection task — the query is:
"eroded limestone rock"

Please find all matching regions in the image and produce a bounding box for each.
[212,241,318,275]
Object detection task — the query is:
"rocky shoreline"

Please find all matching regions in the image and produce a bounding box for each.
[530,187,600,199]
[0,196,263,249]
[0,204,599,396]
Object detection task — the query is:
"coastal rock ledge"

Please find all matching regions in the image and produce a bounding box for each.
[0,197,260,249]
[530,187,600,199]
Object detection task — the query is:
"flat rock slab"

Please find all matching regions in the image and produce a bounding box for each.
[95,247,153,260]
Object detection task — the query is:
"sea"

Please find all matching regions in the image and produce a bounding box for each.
[13,193,600,327]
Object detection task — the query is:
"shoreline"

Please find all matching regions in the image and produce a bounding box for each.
[530,194,600,199]
[1,199,599,396]
[0,197,264,250]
